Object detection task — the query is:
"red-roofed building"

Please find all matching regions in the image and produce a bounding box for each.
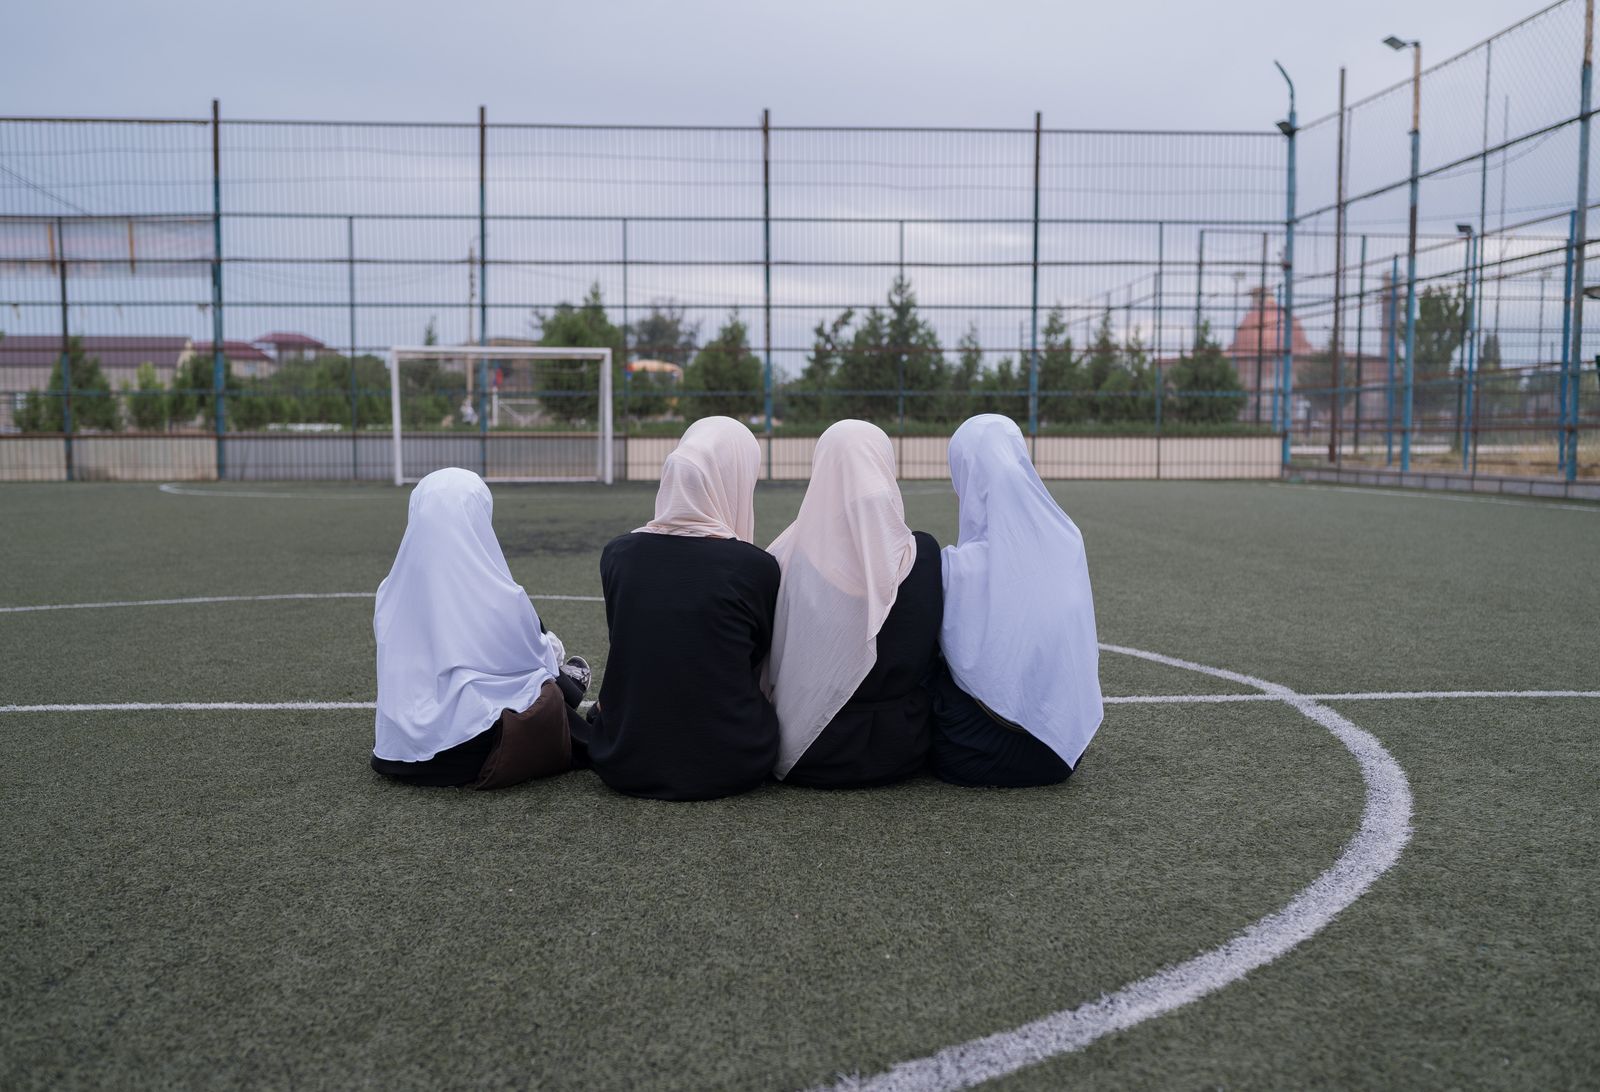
[254,332,327,364]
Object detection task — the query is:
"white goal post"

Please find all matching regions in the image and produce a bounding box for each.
[386,345,614,486]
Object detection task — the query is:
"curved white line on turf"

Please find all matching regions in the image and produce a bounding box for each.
[819,642,1415,1092]
[0,591,603,613]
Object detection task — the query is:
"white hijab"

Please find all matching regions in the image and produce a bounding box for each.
[766,420,918,778]
[636,416,760,542]
[941,414,1103,767]
[372,468,559,762]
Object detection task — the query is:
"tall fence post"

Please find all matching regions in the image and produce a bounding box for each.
[1559,210,1578,475]
[1028,110,1042,445]
[1354,234,1367,457]
[1462,231,1478,472]
[211,99,226,480]
[1256,232,1268,424]
[1330,67,1347,465]
[1567,0,1593,483]
[761,108,774,481]
[57,218,73,482]
[1275,62,1298,472]
[1154,221,1165,475]
[1472,39,1494,477]
[348,214,358,480]
[1386,256,1398,465]
[621,217,630,437]
[1401,46,1422,473]
[477,105,488,477]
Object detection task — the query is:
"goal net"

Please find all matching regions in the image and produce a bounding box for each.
[386,345,614,485]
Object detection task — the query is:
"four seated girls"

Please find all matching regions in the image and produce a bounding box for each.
[371,413,1102,798]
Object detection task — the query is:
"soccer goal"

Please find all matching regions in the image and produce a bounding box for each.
[386,345,614,485]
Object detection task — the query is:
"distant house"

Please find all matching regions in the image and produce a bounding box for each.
[185,341,275,379]
[254,332,327,364]
[0,334,302,429]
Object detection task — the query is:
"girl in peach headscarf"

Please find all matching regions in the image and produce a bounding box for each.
[584,416,781,800]
[763,420,942,788]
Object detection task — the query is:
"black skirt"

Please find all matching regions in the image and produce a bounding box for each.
[928,662,1073,788]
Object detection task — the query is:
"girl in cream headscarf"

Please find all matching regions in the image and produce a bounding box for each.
[370,468,592,789]
[931,414,1103,786]
[764,420,942,788]
[584,416,781,800]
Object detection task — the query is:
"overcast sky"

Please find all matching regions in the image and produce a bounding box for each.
[6,0,1545,129]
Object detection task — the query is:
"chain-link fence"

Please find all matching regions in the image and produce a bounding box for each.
[1286,0,1597,490]
[1,0,1593,490]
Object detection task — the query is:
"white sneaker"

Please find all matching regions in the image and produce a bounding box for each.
[561,655,592,695]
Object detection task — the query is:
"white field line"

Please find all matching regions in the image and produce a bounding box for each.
[1105,690,1600,703]
[0,701,377,713]
[0,591,603,614]
[4,689,1595,716]
[158,482,395,500]
[1274,481,1600,514]
[820,643,1414,1092]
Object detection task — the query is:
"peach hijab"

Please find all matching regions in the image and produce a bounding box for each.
[635,416,761,542]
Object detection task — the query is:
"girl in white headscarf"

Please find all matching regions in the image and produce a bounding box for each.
[764,420,942,788]
[585,416,781,800]
[931,414,1103,787]
[370,468,590,789]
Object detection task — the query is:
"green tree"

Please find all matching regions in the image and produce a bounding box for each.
[124,361,168,431]
[979,356,1028,421]
[16,338,119,432]
[1037,305,1088,425]
[785,310,854,423]
[1166,321,1246,424]
[682,312,762,421]
[1084,311,1121,391]
[168,350,239,428]
[534,284,626,425]
[1096,333,1157,424]
[1470,332,1522,427]
[834,277,945,424]
[623,301,697,420]
[630,300,699,366]
[1409,285,1470,418]
[941,325,985,422]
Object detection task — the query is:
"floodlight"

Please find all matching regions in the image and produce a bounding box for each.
[1584,285,1600,300]
[1383,36,1410,50]
[1455,224,1473,236]
[1276,120,1296,136]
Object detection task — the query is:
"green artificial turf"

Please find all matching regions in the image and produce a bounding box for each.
[1,480,1596,1090]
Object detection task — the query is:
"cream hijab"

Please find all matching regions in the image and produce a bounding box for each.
[372,468,559,762]
[765,420,918,778]
[941,414,1103,767]
[636,416,761,542]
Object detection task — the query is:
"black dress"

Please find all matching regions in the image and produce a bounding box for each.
[784,531,943,789]
[928,661,1073,788]
[584,531,781,801]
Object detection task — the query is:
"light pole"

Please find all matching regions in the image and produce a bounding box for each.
[1385,35,1421,471]
[1274,61,1297,469]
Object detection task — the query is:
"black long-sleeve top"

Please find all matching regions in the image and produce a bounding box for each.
[587,531,781,801]
[783,530,943,788]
